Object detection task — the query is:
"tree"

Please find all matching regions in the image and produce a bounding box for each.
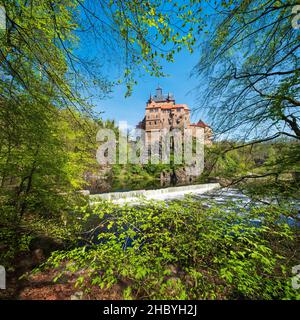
[194,0,300,192]
[195,0,300,140]
[0,0,204,218]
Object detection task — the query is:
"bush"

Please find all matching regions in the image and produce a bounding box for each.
[37,197,300,300]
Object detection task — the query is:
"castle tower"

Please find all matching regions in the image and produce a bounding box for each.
[136,87,212,145]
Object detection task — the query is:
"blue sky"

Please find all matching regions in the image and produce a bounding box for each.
[93,48,207,128]
[75,1,215,129]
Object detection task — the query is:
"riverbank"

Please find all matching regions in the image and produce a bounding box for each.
[2,188,299,300]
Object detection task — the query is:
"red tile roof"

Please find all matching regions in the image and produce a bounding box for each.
[190,120,209,128]
[146,103,189,110]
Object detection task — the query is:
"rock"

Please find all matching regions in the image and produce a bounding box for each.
[78,190,90,196]
[33,249,44,264]
[160,171,171,185]
[218,178,232,187]
[30,236,63,256]
[70,291,84,300]
[160,165,199,185]
[18,256,34,269]
[84,170,112,193]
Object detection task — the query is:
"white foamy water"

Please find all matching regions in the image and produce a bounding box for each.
[90,183,221,205]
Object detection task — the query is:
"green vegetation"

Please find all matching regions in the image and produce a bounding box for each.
[34,198,299,300]
[196,0,300,195]
[0,0,299,300]
[204,140,300,200]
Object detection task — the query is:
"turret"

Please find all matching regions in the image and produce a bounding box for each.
[156,86,163,97]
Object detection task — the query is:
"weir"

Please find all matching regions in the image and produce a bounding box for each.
[90,183,221,204]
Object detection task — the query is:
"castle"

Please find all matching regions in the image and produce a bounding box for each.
[137,87,213,145]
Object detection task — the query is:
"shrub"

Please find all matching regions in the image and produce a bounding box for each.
[37,197,300,300]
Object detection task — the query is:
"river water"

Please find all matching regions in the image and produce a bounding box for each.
[191,188,300,228]
[84,187,300,249]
